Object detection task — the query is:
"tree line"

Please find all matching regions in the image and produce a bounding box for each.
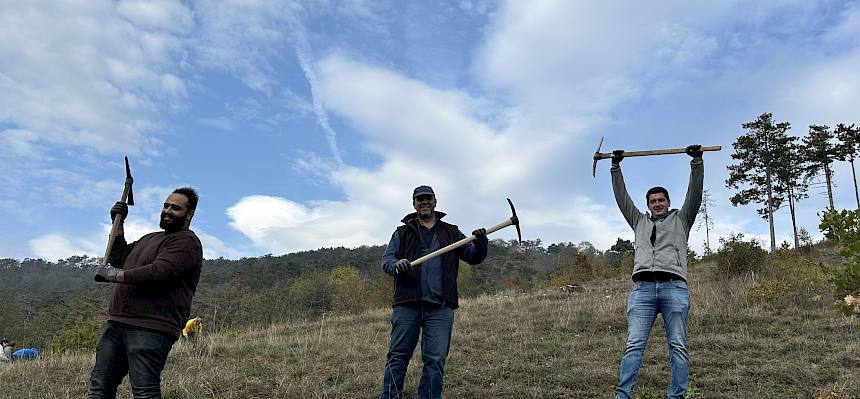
[0,239,638,351]
[726,113,859,251]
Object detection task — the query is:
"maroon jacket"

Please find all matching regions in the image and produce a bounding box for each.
[108,230,203,340]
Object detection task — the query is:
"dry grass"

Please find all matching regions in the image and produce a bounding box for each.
[1,259,858,398]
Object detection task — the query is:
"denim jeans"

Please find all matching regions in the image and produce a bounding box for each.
[616,280,690,399]
[380,303,455,399]
[89,321,175,399]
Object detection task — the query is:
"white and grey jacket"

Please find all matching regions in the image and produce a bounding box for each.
[611,158,703,281]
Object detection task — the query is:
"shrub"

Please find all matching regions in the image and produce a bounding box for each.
[605,238,634,269]
[288,271,332,316]
[49,318,102,351]
[715,233,767,277]
[687,249,699,266]
[327,265,364,314]
[819,209,860,316]
[798,227,815,253]
[748,280,792,302]
[549,247,592,286]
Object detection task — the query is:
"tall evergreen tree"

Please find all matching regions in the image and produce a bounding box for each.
[835,123,860,210]
[697,189,715,255]
[726,113,793,252]
[773,138,811,249]
[802,124,840,210]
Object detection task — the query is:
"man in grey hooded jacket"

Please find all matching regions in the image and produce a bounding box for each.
[611,144,703,399]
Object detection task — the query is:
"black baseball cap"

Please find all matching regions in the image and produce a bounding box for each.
[412,185,435,198]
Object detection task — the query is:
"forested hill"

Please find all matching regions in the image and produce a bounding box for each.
[0,239,630,350]
[0,245,386,297]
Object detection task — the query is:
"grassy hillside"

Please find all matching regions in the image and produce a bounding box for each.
[1,255,858,398]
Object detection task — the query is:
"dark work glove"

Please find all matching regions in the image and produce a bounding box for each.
[686,144,703,158]
[471,228,488,244]
[393,259,411,275]
[611,150,625,165]
[110,202,128,222]
[94,266,119,283]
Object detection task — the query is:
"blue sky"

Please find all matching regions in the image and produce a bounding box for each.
[2,0,860,261]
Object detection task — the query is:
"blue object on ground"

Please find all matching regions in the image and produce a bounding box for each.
[12,348,38,360]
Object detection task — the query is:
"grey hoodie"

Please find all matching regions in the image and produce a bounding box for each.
[611,158,703,281]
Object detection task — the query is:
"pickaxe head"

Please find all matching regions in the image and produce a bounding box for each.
[124,156,135,206]
[592,136,604,177]
[506,198,522,244]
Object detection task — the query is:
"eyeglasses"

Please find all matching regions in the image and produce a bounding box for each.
[414,195,434,202]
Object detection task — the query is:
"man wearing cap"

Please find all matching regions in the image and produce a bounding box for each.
[379,185,489,399]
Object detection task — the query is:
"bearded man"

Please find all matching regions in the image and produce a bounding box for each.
[89,187,203,399]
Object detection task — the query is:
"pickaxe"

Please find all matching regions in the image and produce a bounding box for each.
[591,137,721,177]
[411,198,521,267]
[101,157,134,266]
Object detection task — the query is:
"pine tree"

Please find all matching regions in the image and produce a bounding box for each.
[835,123,860,210]
[726,113,793,252]
[773,138,811,249]
[802,124,840,210]
[697,189,715,255]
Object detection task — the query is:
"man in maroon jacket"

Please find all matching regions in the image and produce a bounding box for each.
[89,187,203,399]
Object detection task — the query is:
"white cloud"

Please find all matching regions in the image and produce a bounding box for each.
[653,23,720,66]
[773,49,860,125]
[196,116,237,131]
[476,2,647,104]
[190,0,348,164]
[196,231,249,260]
[227,195,386,253]
[227,196,316,243]
[27,204,247,261]
[47,179,124,209]
[26,213,161,262]
[190,0,297,94]
[0,1,191,154]
[116,0,194,33]
[29,234,100,262]
[224,53,595,254]
[823,2,860,46]
[0,129,40,158]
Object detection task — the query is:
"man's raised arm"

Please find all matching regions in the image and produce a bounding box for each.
[610,150,641,229]
[679,145,705,229]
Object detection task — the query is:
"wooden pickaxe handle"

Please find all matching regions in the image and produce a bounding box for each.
[101,157,134,267]
[411,198,521,267]
[411,218,514,267]
[591,136,722,177]
[593,146,722,160]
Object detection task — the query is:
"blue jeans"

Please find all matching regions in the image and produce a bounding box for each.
[616,280,690,399]
[89,321,175,399]
[380,303,455,399]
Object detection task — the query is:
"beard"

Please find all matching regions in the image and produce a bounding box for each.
[160,211,188,232]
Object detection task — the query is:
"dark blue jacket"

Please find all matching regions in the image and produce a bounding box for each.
[382,211,487,309]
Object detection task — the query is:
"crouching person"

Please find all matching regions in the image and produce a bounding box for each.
[182,317,203,341]
[89,188,203,399]
[379,185,489,399]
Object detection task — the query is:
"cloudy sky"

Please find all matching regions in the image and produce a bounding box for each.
[2,0,859,261]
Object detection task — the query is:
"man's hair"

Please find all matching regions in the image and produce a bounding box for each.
[646,186,670,203]
[173,187,199,210]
